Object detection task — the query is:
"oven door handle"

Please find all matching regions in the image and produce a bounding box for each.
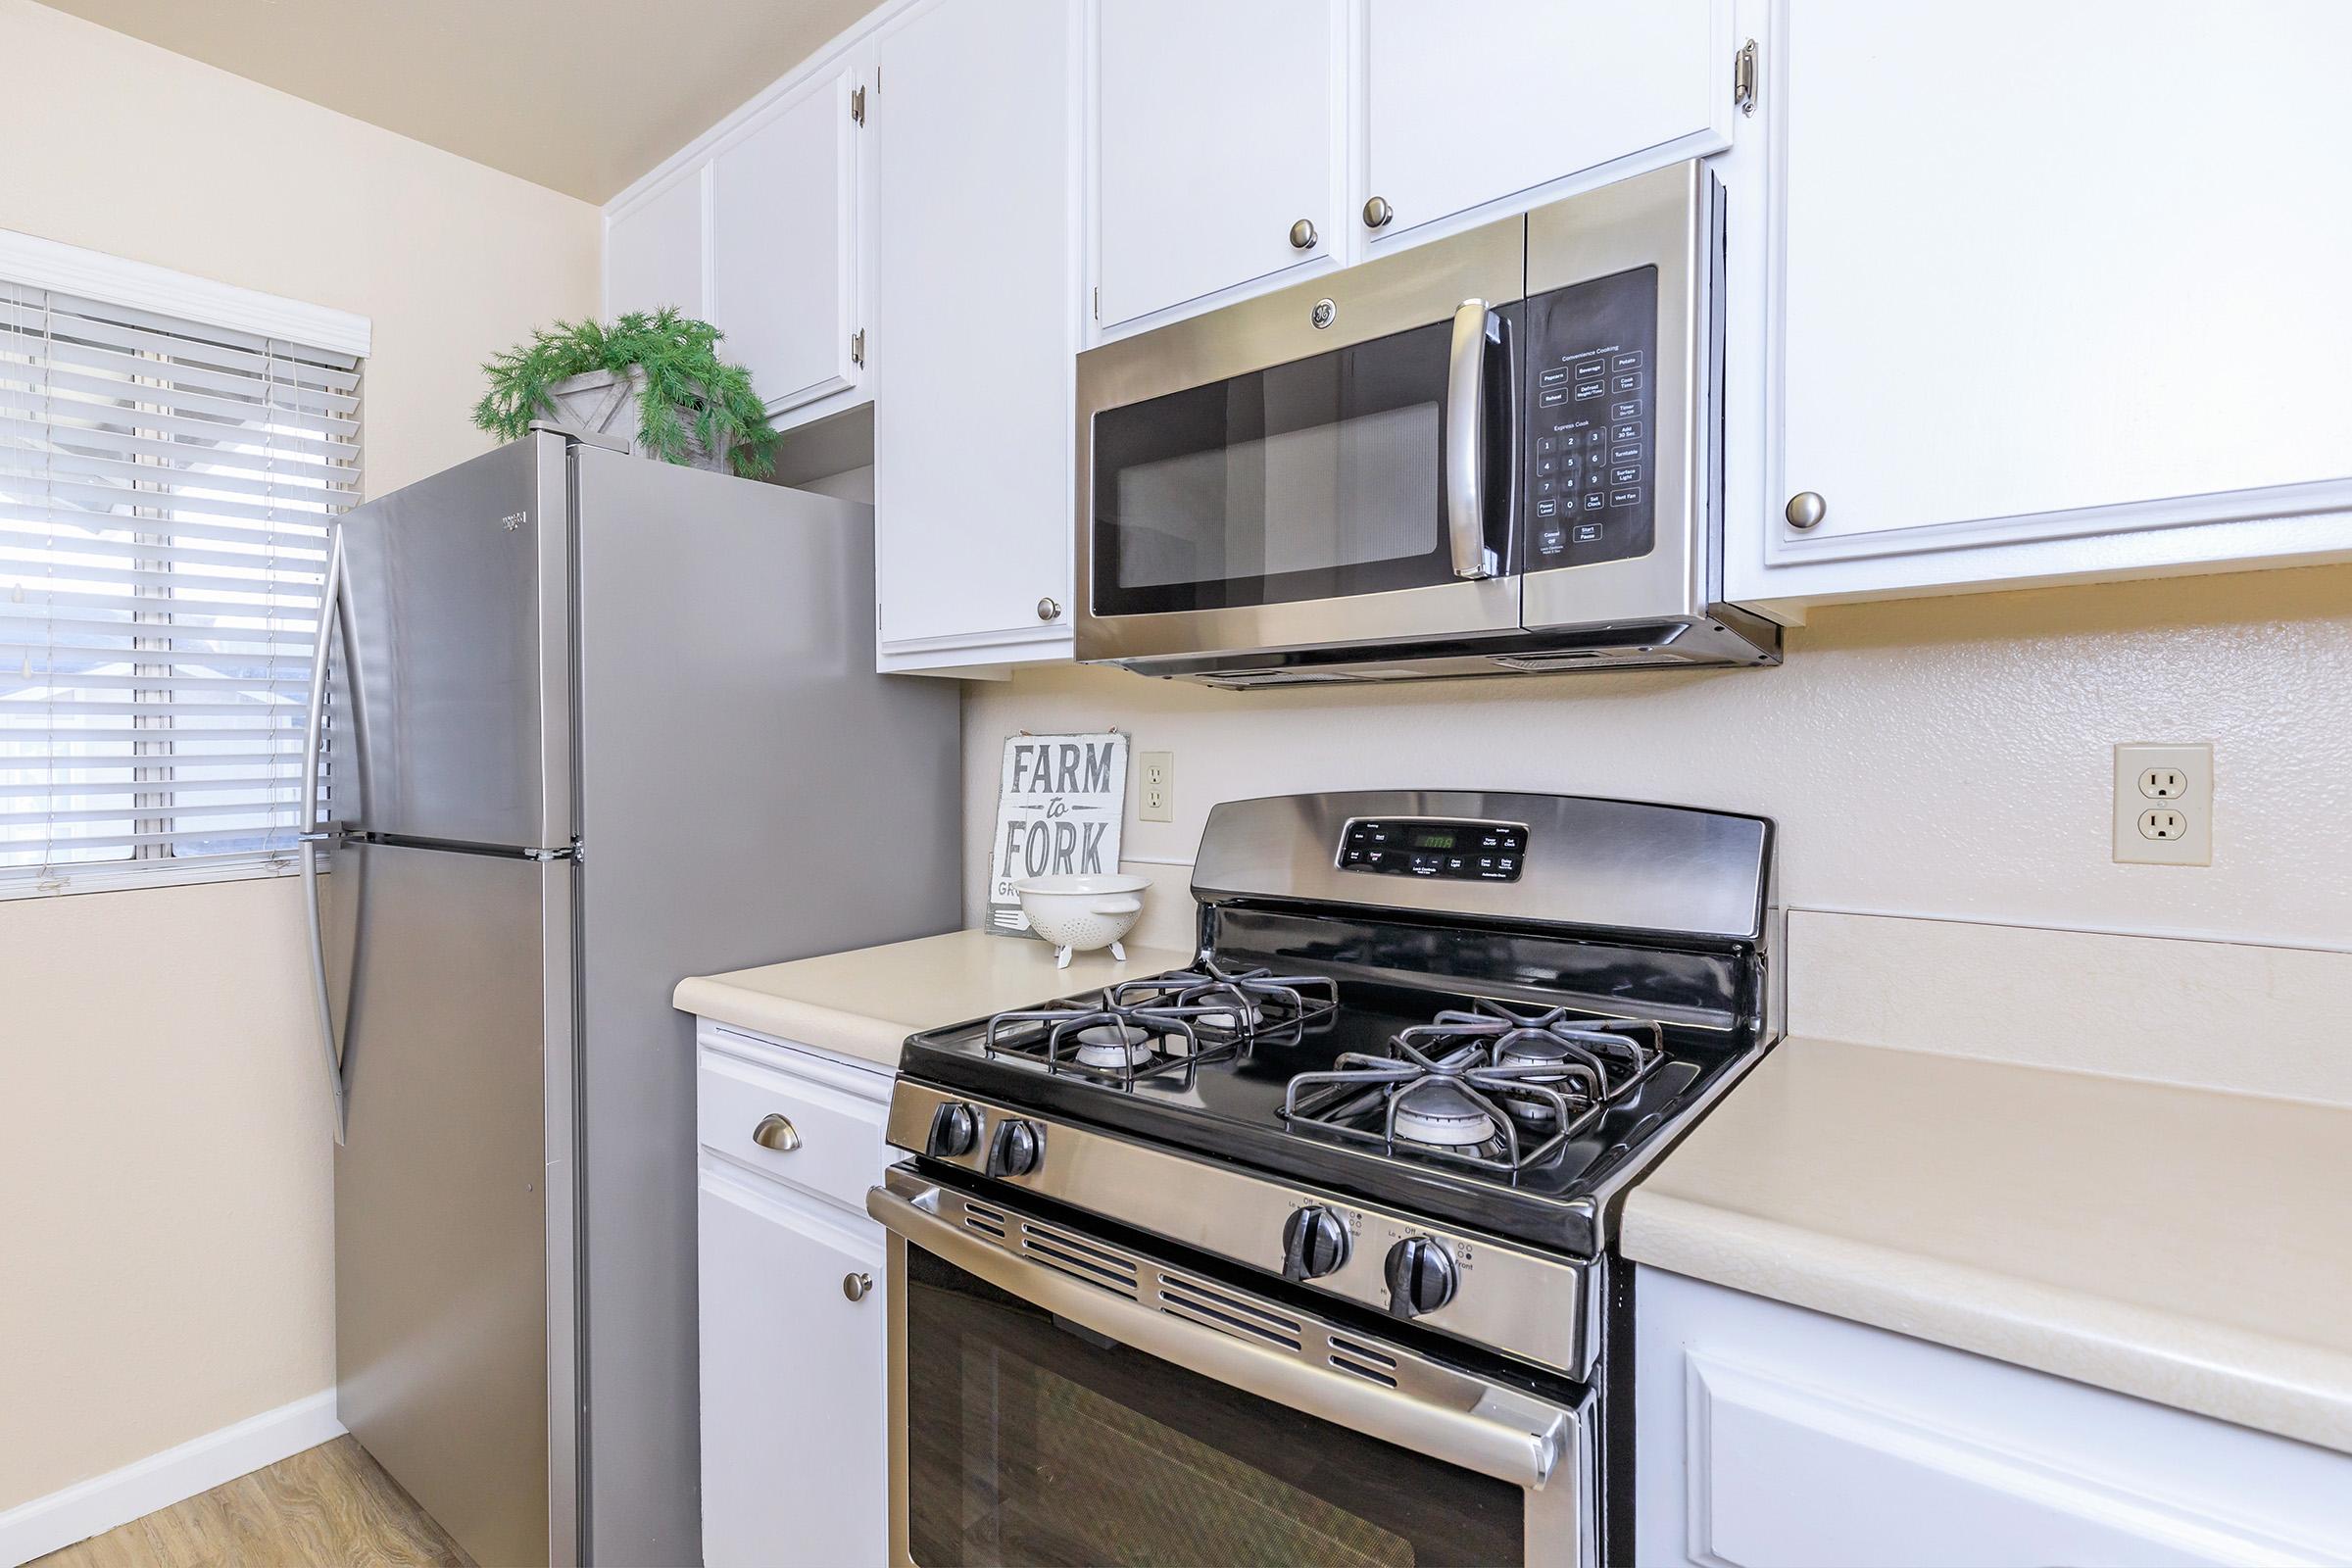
[869,1179,1575,1492]
[1445,298,1501,581]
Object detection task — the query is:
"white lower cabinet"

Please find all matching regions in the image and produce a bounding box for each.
[1634,1265,2352,1566]
[695,1024,892,1568]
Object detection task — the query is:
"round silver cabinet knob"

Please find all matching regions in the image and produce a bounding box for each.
[843,1271,873,1302]
[1289,218,1318,250]
[1036,596,1061,622]
[1362,196,1394,229]
[1785,491,1828,531]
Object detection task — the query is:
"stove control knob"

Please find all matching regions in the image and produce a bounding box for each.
[925,1102,980,1159]
[1383,1236,1457,1319]
[988,1118,1045,1178]
[1280,1205,1351,1282]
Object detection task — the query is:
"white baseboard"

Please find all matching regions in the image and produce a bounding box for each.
[0,1389,344,1566]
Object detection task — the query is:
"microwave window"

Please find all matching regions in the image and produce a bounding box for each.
[1112,402,1441,590]
[1091,314,1493,615]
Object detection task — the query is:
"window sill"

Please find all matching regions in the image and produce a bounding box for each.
[0,852,306,902]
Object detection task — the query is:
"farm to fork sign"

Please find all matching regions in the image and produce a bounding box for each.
[987,732,1129,935]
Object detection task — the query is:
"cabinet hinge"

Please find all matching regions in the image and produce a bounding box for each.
[851,327,866,368]
[1733,39,1757,116]
[851,83,866,125]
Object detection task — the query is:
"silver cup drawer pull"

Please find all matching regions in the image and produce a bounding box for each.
[752,1113,803,1153]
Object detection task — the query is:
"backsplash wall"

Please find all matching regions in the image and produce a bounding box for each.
[960,564,2352,956]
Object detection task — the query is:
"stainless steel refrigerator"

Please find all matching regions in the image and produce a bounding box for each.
[299,428,959,1567]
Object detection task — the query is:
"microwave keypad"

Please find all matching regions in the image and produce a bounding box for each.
[1523,266,1659,571]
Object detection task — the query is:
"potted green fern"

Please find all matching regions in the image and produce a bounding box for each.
[471,308,780,479]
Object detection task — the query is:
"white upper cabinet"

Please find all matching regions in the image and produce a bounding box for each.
[605,172,706,319]
[1091,0,1341,330]
[872,0,1078,668]
[1358,0,1732,250]
[710,56,867,417]
[1731,0,2352,605]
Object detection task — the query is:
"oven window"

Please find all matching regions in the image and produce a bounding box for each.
[1090,316,1502,616]
[906,1243,1524,1568]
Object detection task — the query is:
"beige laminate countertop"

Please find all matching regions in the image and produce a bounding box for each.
[1622,1037,2352,1454]
[673,929,1197,1069]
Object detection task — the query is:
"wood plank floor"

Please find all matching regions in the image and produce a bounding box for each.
[34,1437,474,1568]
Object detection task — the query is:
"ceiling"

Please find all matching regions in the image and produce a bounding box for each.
[40,0,886,203]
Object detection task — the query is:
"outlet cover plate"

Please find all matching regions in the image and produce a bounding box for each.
[1138,751,1174,823]
[2113,742,2211,865]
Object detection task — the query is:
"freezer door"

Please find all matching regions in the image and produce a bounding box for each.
[327,839,576,1568]
[338,433,572,848]
[569,444,960,1567]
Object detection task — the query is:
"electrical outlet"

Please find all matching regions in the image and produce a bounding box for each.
[1138,751,1174,823]
[2113,743,2211,865]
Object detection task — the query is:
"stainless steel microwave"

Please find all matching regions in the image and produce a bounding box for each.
[1074,161,1779,686]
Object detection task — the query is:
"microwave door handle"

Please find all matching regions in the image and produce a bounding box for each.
[1445,298,1500,580]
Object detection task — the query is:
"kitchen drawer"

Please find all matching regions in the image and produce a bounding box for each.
[698,1047,891,1217]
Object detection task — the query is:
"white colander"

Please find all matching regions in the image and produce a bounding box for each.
[1013,874,1151,968]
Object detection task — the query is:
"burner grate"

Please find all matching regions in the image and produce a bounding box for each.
[981,996,1221,1086]
[1108,957,1340,1042]
[1278,1003,1667,1181]
[979,963,1336,1087]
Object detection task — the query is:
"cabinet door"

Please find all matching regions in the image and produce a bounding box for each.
[607,171,707,319]
[873,0,1076,662]
[697,1173,885,1568]
[710,61,864,416]
[1635,1268,2352,1566]
[1359,0,1730,248]
[1092,0,1340,328]
[1765,3,2352,564]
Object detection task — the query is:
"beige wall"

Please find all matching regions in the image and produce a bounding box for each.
[964,564,2352,1026]
[0,0,599,1511]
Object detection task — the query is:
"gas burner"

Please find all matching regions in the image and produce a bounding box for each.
[1109,957,1339,1043]
[1391,1078,1504,1149]
[982,996,1213,1085]
[1071,1022,1158,1070]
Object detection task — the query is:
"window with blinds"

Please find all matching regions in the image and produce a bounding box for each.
[0,282,361,892]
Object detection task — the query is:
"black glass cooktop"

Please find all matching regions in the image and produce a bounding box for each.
[898,958,1753,1257]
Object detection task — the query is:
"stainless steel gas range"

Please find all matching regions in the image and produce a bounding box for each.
[866,790,1777,1567]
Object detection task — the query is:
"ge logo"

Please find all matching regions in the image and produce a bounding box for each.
[1310,298,1337,330]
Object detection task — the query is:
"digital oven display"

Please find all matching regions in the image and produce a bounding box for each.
[1339,819,1525,882]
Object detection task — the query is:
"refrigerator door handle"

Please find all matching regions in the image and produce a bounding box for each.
[302,529,350,1144]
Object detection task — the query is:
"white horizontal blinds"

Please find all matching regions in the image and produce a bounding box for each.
[0,281,361,883]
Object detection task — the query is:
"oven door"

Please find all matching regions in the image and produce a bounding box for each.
[869,1167,1592,1568]
[1074,218,1527,665]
